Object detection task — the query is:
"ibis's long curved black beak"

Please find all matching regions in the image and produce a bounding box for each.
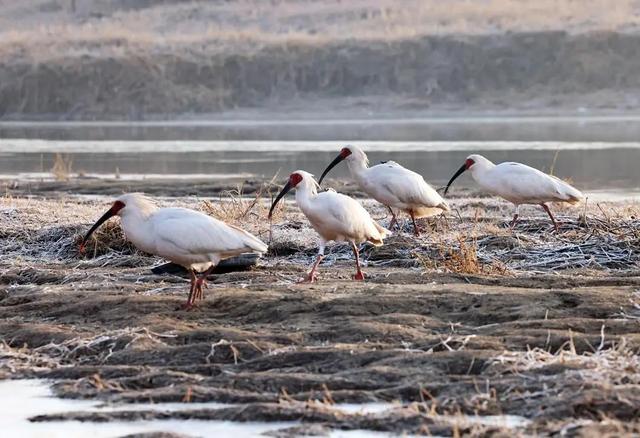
[268,181,294,219]
[318,153,345,186]
[81,208,116,246]
[444,163,468,195]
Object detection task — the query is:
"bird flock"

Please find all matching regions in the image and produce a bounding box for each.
[81,146,584,309]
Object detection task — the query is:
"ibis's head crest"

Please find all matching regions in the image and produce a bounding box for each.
[341,145,367,164]
[465,154,494,171]
[114,193,156,216]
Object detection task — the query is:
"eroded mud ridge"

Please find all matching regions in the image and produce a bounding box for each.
[1,188,640,436]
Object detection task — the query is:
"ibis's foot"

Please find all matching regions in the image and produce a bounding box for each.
[178,301,196,311]
[195,285,206,301]
[298,272,319,283]
[193,279,208,301]
[409,212,421,236]
[353,271,365,281]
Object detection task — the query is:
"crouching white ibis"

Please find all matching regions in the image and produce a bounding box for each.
[268,171,389,282]
[444,154,584,230]
[80,193,268,308]
[318,145,448,236]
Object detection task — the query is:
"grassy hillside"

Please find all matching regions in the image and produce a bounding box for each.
[1,0,640,119]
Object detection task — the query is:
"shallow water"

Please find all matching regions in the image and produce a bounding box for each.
[2,139,640,191]
[0,380,296,438]
[4,114,640,142]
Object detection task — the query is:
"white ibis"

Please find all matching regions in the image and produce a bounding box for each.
[318,145,449,236]
[268,170,389,282]
[81,193,268,308]
[444,154,584,230]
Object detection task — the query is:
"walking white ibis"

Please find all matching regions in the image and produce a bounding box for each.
[318,145,448,236]
[269,171,389,282]
[444,154,584,230]
[80,193,268,308]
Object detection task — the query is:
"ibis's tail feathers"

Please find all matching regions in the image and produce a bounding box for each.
[228,224,269,253]
[550,176,584,204]
[368,221,391,246]
[412,205,448,219]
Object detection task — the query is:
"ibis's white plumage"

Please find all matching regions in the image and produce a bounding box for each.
[457,154,583,229]
[359,160,449,218]
[116,193,267,273]
[293,171,388,246]
[465,154,583,206]
[273,171,389,282]
[340,146,448,234]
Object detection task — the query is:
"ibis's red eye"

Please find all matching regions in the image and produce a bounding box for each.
[289,173,303,186]
[465,158,475,169]
[340,147,352,158]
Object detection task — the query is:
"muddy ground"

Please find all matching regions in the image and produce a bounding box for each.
[2,178,640,436]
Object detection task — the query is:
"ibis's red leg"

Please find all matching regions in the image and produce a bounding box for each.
[410,210,421,236]
[300,242,325,283]
[510,205,520,229]
[350,242,365,281]
[541,203,559,231]
[387,206,398,229]
[300,254,323,283]
[194,265,216,301]
[182,269,198,309]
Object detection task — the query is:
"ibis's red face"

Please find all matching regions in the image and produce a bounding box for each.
[110,200,126,215]
[80,200,126,251]
[289,172,303,187]
[465,158,475,170]
[339,147,352,159]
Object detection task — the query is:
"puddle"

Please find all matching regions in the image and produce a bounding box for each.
[332,402,402,415]
[437,414,531,429]
[0,379,294,438]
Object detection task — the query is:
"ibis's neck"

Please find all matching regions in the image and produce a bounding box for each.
[346,157,369,183]
[119,207,157,252]
[295,180,319,211]
[469,160,496,185]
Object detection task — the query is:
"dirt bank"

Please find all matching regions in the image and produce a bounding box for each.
[3,31,640,120]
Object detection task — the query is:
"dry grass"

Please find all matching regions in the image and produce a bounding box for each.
[491,335,640,385]
[444,235,481,275]
[50,153,72,182]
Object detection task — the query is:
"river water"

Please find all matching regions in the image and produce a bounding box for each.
[2,117,640,192]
